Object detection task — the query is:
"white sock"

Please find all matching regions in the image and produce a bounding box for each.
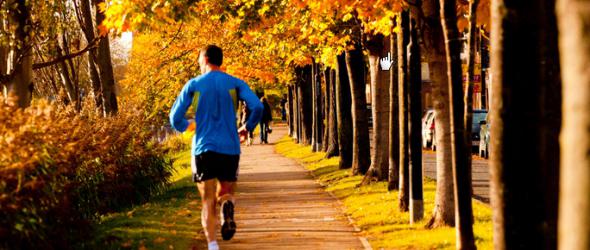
[208,241,219,250]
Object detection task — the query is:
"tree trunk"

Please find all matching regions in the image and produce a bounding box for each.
[408,18,423,224]
[324,68,331,152]
[346,45,371,175]
[311,60,323,152]
[490,0,561,249]
[421,0,455,228]
[388,31,400,191]
[293,81,301,142]
[293,79,303,144]
[365,34,390,182]
[439,0,476,248]
[9,0,33,108]
[95,0,118,115]
[56,34,80,110]
[557,1,590,249]
[326,68,340,158]
[336,53,353,169]
[297,65,313,145]
[1,11,8,94]
[398,10,410,212]
[77,0,103,110]
[288,85,294,137]
[464,0,479,155]
[312,60,318,150]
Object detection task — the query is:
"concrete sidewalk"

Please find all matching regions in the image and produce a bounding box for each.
[219,124,368,250]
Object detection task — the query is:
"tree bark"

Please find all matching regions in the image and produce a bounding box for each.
[365,34,390,182]
[311,60,323,152]
[1,11,9,97]
[322,67,330,152]
[557,1,590,249]
[336,53,353,169]
[77,0,103,110]
[408,18,423,224]
[490,0,561,249]
[388,31,400,191]
[464,0,479,157]
[293,80,301,143]
[297,65,313,145]
[326,68,340,158]
[288,84,294,137]
[346,45,371,175]
[398,10,410,212]
[421,0,455,229]
[440,0,476,247]
[95,0,118,115]
[9,0,33,108]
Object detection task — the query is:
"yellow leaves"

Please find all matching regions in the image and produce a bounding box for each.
[258,4,271,16]
[342,13,353,22]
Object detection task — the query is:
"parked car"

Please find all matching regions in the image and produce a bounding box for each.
[479,115,490,159]
[471,110,488,152]
[422,109,435,149]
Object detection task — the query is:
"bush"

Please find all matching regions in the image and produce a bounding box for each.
[0,98,173,248]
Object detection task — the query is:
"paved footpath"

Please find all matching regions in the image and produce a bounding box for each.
[219,124,368,250]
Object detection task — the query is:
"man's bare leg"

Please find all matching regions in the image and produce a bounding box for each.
[217,181,236,203]
[218,181,237,240]
[197,179,218,245]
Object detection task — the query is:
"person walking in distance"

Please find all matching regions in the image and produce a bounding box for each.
[169,45,263,250]
[280,94,287,121]
[240,101,254,146]
[260,97,273,144]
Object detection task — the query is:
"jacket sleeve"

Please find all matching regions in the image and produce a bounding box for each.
[169,81,193,132]
[236,80,263,131]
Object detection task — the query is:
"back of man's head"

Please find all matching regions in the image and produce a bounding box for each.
[202,45,223,66]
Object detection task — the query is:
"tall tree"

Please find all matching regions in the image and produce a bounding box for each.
[347,43,371,175]
[397,10,410,212]
[322,67,330,152]
[388,31,400,191]
[1,10,9,96]
[8,0,33,108]
[421,0,455,228]
[365,33,390,182]
[440,0,476,247]
[288,84,295,137]
[490,0,561,248]
[557,0,590,249]
[311,60,323,152]
[408,17,423,224]
[95,0,118,115]
[75,0,103,110]
[336,53,353,169]
[325,68,339,158]
[294,80,301,143]
[465,0,479,158]
[297,65,313,145]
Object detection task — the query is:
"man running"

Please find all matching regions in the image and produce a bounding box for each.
[169,45,263,250]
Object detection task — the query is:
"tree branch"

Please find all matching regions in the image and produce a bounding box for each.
[32,38,99,70]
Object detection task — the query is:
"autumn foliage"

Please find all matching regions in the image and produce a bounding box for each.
[0,97,173,248]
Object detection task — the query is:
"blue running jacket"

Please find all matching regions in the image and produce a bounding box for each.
[169,71,263,156]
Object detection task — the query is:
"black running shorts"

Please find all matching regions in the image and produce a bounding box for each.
[192,151,240,182]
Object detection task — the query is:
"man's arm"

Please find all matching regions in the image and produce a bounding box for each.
[237,80,263,131]
[169,81,194,132]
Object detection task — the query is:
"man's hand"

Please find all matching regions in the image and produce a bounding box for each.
[238,125,248,143]
[186,121,196,132]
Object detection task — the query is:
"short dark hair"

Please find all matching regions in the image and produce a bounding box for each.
[202,45,223,66]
